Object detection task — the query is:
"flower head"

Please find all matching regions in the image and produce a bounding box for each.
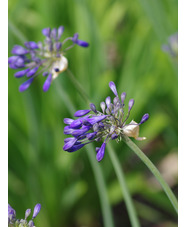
[8,26,89,92]
[63,81,149,162]
[8,203,41,226]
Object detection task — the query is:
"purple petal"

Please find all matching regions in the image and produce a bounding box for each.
[86,115,107,125]
[72,33,79,42]
[90,103,97,113]
[70,119,82,129]
[105,96,111,108]
[64,126,74,134]
[86,132,97,140]
[109,81,118,96]
[14,69,30,78]
[42,28,51,37]
[43,73,52,92]
[26,67,39,77]
[76,39,89,47]
[19,78,34,92]
[74,109,90,117]
[139,113,149,124]
[12,45,28,55]
[100,102,106,113]
[58,26,64,39]
[24,41,39,49]
[66,143,85,152]
[51,28,57,39]
[64,118,74,125]
[63,138,77,150]
[96,142,106,162]
[128,99,134,111]
[32,204,41,219]
[72,126,91,137]
[55,42,62,51]
[28,220,34,227]
[25,209,31,219]
[121,92,126,104]
[8,56,18,64]
[111,133,118,140]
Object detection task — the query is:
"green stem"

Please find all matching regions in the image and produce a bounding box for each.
[107,143,140,227]
[8,20,27,43]
[67,69,90,104]
[122,134,178,213]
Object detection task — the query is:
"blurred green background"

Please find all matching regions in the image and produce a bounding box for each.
[8,0,178,226]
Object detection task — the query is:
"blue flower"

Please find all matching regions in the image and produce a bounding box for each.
[63,81,149,162]
[8,26,89,92]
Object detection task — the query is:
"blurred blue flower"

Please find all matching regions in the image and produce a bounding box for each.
[8,203,41,226]
[162,32,178,59]
[8,26,89,92]
[63,81,149,162]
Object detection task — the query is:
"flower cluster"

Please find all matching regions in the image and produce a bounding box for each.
[63,81,149,162]
[8,26,89,92]
[162,33,178,58]
[8,203,41,227]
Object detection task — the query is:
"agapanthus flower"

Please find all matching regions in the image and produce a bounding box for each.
[63,81,149,162]
[162,32,178,58]
[8,203,41,227]
[8,26,89,92]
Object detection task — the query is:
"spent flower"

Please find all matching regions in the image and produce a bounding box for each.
[8,26,89,92]
[63,81,149,162]
[8,203,41,227]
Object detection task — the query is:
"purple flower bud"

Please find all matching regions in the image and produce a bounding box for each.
[43,73,52,92]
[100,102,106,113]
[24,41,39,49]
[86,115,107,125]
[12,45,29,55]
[74,109,90,117]
[63,137,77,150]
[70,119,82,129]
[58,26,64,39]
[28,220,34,227]
[55,42,62,51]
[32,204,41,219]
[75,39,89,47]
[96,142,106,162]
[90,103,97,113]
[64,126,75,134]
[111,133,118,140]
[139,113,149,124]
[51,28,57,39]
[86,132,97,140]
[72,33,79,42]
[109,81,118,96]
[8,56,18,64]
[113,96,120,105]
[66,143,85,152]
[26,67,39,77]
[105,96,111,108]
[25,209,31,219]
[14,69,30,78]
[42,28,51,37]
[64,118,74,125]
[72,126,91,137]
[121,92,126,104]
[128,99,134,111]
[19,77,34,92]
